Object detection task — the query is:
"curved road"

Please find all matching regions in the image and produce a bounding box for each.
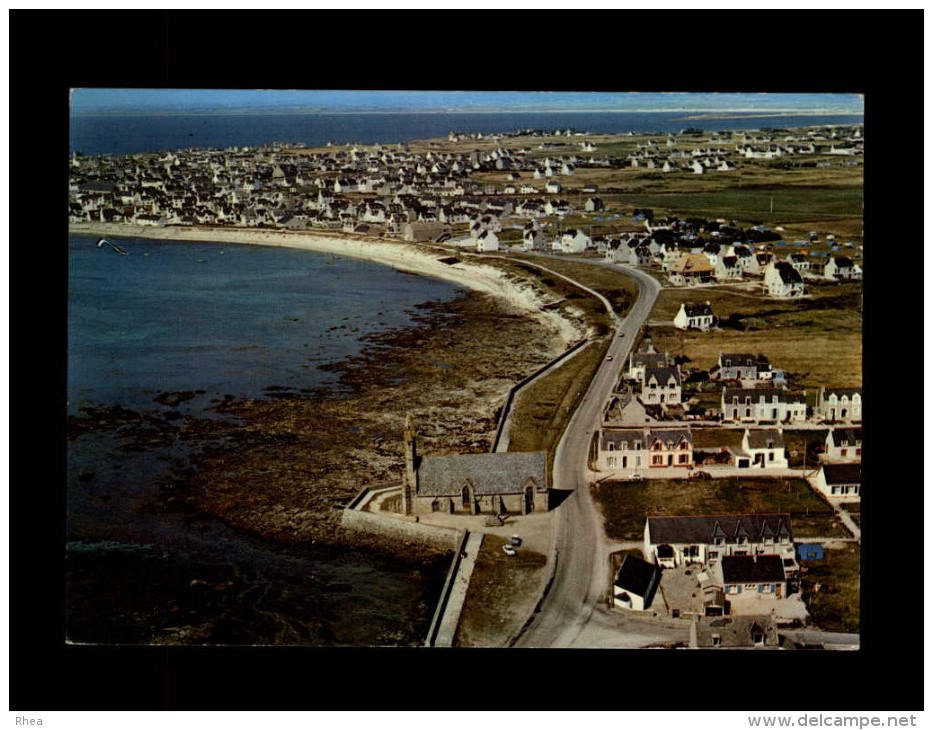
[512,260,679,648]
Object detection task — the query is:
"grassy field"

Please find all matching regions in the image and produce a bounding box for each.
[453,534,548,648]
[646,282,862,391]
[507,337,611,478]
[798,542,860,633]
[593,476,850,542]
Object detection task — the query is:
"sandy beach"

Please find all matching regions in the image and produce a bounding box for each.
[70,223,585,347]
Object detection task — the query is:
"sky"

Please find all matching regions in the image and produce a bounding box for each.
[70,90,865,116]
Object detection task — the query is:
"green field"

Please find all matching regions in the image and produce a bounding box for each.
[798,542,860,633]
[593,476,850,542]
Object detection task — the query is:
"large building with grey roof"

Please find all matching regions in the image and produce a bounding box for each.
[401,416,549,516]
[644,513,796,570]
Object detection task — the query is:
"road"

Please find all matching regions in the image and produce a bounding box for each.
[512,261,688,648]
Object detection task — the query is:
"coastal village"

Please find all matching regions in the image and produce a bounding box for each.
[70,121,863,650]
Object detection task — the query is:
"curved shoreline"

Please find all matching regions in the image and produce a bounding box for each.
[69,223,585,348]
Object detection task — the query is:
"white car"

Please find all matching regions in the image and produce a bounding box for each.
[502,545,517,556]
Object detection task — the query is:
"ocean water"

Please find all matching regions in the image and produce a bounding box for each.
[68,234,465,412]
[66,233,465,646]
[69,111,864,156]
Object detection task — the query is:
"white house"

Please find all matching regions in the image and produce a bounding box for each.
[740,429,788,469]
[558,228,591,254]
[613,555,661,611]
[674,302,715,330]
[641,366,682,406]
[598,427,693,471]
[824,256,862,281]
[817,387,862,423]
[721,387,807,424]
[822,427,862,463]
[475,229,500,252]
[644,514,796,570]
[545,180,563,194]
[811,463,861,502]
[764,261,805,298]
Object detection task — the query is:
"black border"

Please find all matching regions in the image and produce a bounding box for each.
[12,8,920,713]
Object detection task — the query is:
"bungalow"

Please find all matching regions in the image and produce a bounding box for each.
[644,513,795,569]
[721,387,807,424]
[817,387,862,423]
[811,462,861,502]
[720,555,787,600]
[674,302,715,331]
[612,555,662,611]
[741,429,788,469]
[822,427,862,463]
[764,261,805,298]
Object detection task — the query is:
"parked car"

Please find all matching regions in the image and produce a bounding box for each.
[691,470,712,480]
[502,545,517,557]
[629,473,644,481]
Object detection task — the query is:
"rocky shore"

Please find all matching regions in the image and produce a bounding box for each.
[69,223,588,551]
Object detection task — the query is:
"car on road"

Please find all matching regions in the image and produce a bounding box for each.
[618,332,625,337]
[691,470,712,480]
[629,473,644,481]
[606,355,614,361]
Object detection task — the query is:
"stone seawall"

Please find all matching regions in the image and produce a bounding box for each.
[341,508,463,552]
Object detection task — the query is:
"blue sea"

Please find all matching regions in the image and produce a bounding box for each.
[69,110,864,156]
[67,233,465,646]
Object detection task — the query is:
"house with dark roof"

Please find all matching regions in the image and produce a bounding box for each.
[764,261,806,298]
[811,463,861,503]
[824,256,862,281]
[612,554,662,611]
[817,386,862,423]
[740,429,788,469]
[644,513,795,569]
[598,427,692,471]
[822,427,862,463]
[720,555,788,599]
[401,416,548,516]
[690,615,780,648]
[673,301,715,330]
[715,353,765,381]
[722,387,807,424]
[641,366,682,406]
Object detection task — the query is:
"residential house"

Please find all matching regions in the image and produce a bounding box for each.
[642,366,682,406]
[598,427,692,471]
[823,256,862,281]
[720,555,788,599]
[612,555,662,611]
[714,254,743,280]
[690,615,779,648]
[721,387,807,424]
[740,429,788,469]
[401,221,451,242]
[628,345,672,382]
[811,463,861,502]
[545,180,563,194]
[764,261,805,298]
[558,228,591,254]
[475,229,500,252]
[674,302,715,331]
[817,387,862,423]
[644,513,795,569]
[822,427,862,463]
[715,353,766,381]
[669,254,715,286]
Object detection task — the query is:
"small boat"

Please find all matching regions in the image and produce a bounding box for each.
[197,259,207,263]
[97,238,128,255]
